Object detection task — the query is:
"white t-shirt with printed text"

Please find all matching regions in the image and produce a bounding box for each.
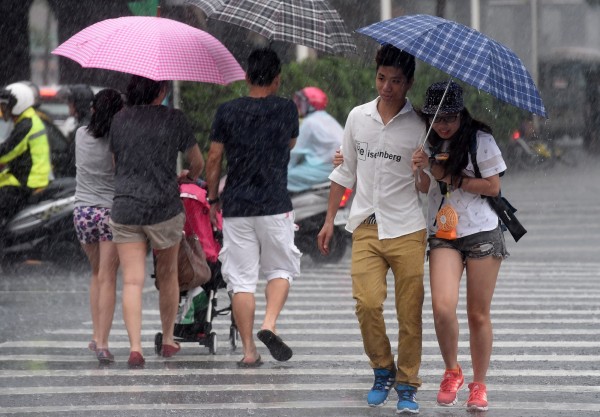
[329,97,427,239]
[426,130,507,238]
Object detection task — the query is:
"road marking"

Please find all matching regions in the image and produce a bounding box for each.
[3,340,600,348]
[1,400,599,415]
[3,382,600,396]
[0,353,598,364]
[2,368,600,379]
[42,327,600,336]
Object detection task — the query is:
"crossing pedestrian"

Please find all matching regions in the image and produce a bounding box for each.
[72,88,123,364]
[318,44,428,414]
[108,75,204,367]
[205,48,301,367]
[411,81,508,411]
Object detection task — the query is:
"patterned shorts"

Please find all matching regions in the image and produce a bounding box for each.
[73,206,113,244]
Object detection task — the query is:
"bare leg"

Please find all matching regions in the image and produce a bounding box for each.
[465,256,501,383]
[95,241,119,350]
[154,242,180,348]
[81,243,100,346]
[260,278,290,333]
[429,248,465,370]
[232,292,260,363]
[116,241,147,354]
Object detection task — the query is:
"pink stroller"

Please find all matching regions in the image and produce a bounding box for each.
[153,182,238,355]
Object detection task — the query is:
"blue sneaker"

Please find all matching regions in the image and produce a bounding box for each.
[367,368,396,407]
[395,384,419,414]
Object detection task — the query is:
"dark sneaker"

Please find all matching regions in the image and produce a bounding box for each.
[367,368,396,407]
[395,384,419,414]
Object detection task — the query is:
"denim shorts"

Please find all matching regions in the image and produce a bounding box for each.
[428,225,508,262]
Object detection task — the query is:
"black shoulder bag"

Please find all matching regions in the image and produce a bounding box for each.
[469,136,527,242]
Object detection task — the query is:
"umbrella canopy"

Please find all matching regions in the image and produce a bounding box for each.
[356,14,547,118]
[52,16,246,84]
[186,0,357,55]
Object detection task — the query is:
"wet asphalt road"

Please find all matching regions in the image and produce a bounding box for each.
[1,148,599,416]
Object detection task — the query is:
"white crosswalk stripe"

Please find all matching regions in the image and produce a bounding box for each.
[1,257,600,416]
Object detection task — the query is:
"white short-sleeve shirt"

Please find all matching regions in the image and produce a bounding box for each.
[427,130,507,238]
[329,97,427,239]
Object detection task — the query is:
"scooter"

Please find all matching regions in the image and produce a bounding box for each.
[0,177,84,269]
[503,127,577,170]
[291,183,352,263]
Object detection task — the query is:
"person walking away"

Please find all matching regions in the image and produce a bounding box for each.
[0,82,51,232]
[108,76,204,367]
[205,48,301,367]
[411,81,508,412]
[73,89,123,364]
[287,86,343,192]
[317,44,427,414]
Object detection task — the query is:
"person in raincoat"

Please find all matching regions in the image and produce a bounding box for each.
[287,86,343,192]
[205,48,301,367]
[0,82,51,229]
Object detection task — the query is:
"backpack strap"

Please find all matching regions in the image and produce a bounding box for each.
[469,133,482,179]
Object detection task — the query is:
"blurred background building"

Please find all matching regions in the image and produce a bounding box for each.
[2,0,599,91]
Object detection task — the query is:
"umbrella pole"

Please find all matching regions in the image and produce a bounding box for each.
[416,78,453,186]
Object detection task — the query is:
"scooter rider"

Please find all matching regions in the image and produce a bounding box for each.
[0,82,51,229]
[287,87,343,193]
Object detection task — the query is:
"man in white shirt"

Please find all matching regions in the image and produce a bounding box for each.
[317,44,427,414]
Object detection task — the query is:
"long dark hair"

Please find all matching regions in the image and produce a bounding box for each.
[87,88,124,138]
[425,108,493,178]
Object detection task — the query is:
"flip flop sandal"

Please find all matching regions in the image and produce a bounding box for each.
[257,329,293,362]
[237,354,263,368]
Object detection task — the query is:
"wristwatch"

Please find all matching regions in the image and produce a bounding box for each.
[207,197,220,205]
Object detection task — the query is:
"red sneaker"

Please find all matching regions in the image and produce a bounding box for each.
[437,365,464,406]
[466,382,488,411]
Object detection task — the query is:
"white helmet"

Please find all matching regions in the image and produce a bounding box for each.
[0,82,36,116]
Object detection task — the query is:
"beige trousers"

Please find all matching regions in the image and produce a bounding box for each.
[351,225,427,388]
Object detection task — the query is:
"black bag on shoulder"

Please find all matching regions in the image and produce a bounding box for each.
[469,136,527,242]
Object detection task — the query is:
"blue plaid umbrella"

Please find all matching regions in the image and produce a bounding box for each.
[356,14,547,117]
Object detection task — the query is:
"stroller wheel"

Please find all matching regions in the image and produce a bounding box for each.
[229,325,239,350]
[208,332,218,355]
[154,332,163,355]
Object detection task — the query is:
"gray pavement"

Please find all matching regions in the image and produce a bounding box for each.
[1,151,600,416]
